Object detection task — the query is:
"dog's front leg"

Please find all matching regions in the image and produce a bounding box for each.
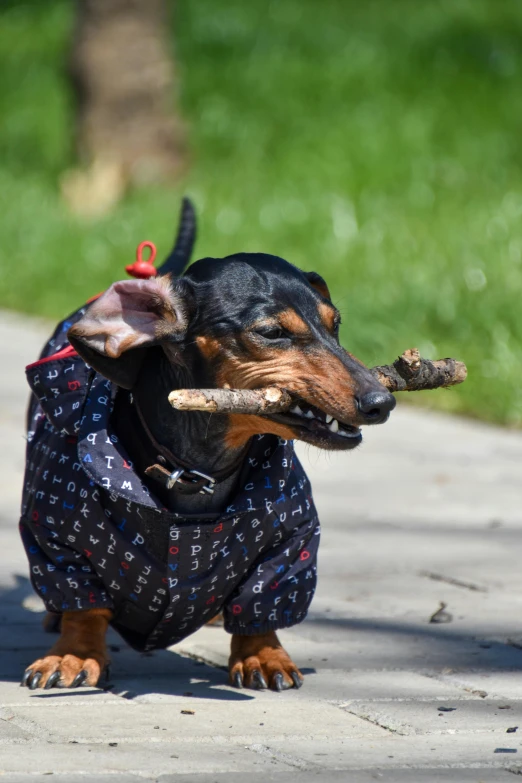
[22,608,112,690]
[229,631,303,692]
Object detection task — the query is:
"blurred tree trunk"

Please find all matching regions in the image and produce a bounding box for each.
[64,0,185,215]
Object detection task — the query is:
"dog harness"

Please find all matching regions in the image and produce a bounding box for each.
[20,306,320,651]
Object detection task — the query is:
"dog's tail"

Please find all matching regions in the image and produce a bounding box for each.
[157,197,197,277]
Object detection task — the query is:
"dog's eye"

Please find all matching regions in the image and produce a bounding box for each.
[255,326,286,341]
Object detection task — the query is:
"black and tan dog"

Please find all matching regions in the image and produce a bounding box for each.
[20,200,395,692]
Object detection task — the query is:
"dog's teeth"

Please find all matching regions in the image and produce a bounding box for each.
[325,414,333,424]
[291,405,303,416]
[305,410,315,419]
[328,419,339,433]
[339,427,361,439]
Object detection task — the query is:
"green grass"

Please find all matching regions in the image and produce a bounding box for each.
[1,0,522,424]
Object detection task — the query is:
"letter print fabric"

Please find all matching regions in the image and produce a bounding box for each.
[20,307,320,651]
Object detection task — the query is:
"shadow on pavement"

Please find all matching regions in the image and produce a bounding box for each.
[302,613,522,672]
[4,571,522,704]
[0,575,255,701]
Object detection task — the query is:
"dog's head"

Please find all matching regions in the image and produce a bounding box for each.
[68,253,395,451]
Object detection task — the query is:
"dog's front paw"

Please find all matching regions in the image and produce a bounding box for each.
[21,654,107,690]
[229,631,303,692]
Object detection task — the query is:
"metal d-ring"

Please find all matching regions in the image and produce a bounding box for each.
[166,467,217,494]
[190,470,217,495]
[166,468,184,490]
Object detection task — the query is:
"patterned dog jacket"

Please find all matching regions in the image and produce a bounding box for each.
[20,305,321,651]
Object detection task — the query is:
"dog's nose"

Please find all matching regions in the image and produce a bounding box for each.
[356,389,396,424]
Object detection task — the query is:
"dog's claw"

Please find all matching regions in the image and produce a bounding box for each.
[273,672,284,692]
[252,670,268,690]
[233,671,243,689]
[29,672,42,690]
[72,670,88,688]
[21,669,32,687]
[45,671,61,690]
[291,671,303,689]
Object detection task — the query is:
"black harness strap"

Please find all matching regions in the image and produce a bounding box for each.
[132,396,246,496]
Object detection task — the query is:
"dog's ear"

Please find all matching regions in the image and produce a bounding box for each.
[304,271,331,301]
[68,277,189,389]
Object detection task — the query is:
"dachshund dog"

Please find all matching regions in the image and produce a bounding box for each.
[20,200,395,692]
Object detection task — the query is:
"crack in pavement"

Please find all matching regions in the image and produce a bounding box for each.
[248,742,315,770]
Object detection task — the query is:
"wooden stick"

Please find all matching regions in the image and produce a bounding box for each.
[167,349,467,415]
[168,386,293,415]
[371,348,467,393]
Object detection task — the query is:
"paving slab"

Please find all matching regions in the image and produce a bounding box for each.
[4,773,517,783]
[343,699,522,736]
[0,716,33,742]
[8,699,389,745]
[157,772,518,783]
[0,741,290,775]
[6,778,143,783]
[438,671,522,702]
[1,309,522,780]
[258,735,522,771]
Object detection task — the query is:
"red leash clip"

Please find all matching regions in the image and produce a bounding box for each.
[125,241,158,279]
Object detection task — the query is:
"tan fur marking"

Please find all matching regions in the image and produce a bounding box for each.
[196,335,222,360]
[24,608,112,688]
[278,309,310,336]
[318,302,336,332]
[225,414,297,449]
[219,344,359,447]
[229,630,302,689]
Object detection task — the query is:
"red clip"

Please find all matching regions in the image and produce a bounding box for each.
[125,241,158,279]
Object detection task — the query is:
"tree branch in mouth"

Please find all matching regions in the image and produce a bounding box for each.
[167,349,467,415]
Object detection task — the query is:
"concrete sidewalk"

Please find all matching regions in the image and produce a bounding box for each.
[1,309,522,782]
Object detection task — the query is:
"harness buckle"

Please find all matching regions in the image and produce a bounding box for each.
[190,470,217,495]
[166,468,184,490]
[166,468,216,495]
